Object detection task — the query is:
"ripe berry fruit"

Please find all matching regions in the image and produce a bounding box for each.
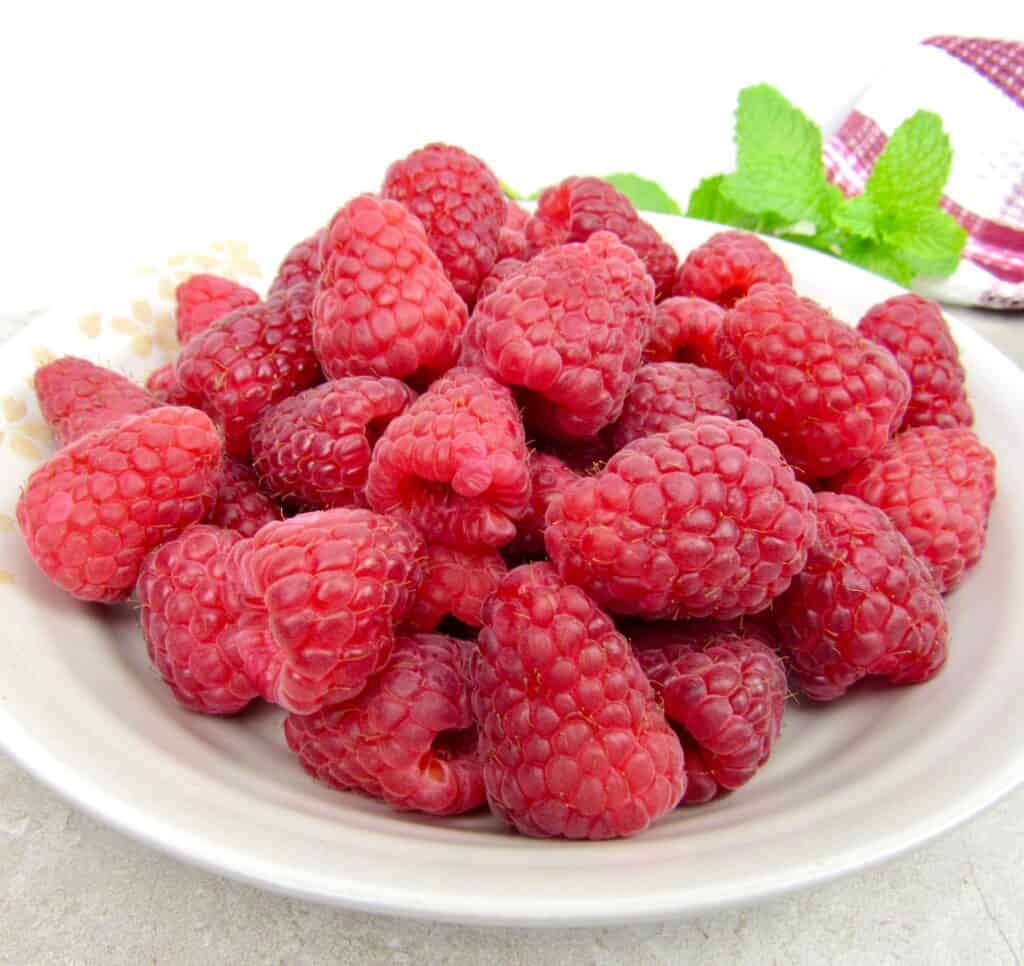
[17,407,222,602]
[285,633,485,816]
[634,621,786,804]
[719,284,910,479]
[774,492,949,700]
[837,426,996,592]
[545,416,817,619]
[471,562,685,839]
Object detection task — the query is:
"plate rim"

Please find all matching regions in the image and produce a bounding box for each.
[1,215,1022,926]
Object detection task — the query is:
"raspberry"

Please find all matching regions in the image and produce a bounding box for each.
[366,368,531,549]
[145,363,203,408]
[285,634,484,816]
[405,543,507,632]
[312,195,467,385]
[506,452,579,556]
[35,356,158,445]
[857,294,973,430]
[176,284,322,456]
[525,177,679,298]
[17,407,222,602]
[504,201,530,232]
[471,562,685,839]
[138,524,259,714]
[836,426,996,592]
[497,228,530,262]
[268,229,325,296]
[225,508,424,714]
[474,257,526,305]
[251,376,416,510]
[498,204,531,262]
[462,231,653,440]
[774,492,948,700]
[175,274,260,345]
[545,416,817,619]
[645,296,726,370]
[206,457,281,537]
[633,621,786,804]
[383,143,505,306]
[604,362,736,451]
[674,231,792,308]
[719,285,910,480]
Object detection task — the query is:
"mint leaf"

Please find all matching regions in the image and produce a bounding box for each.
[686,175,760,229]
[603,173,681,214]
[722,85,840,228]
[880,207,967,278]
[839,238,914,287]
[832,195,879,241]
[866,111,952,212]
[499,181,523,201]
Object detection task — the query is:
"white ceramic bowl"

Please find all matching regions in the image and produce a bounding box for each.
[0,215,1021,926]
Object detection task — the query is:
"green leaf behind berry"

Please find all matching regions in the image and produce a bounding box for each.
[866,111,953,213]
[722,85,840,229]
[602,173,682,214]
[686,175,760,230]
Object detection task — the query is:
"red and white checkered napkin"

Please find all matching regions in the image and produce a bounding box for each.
[824,36,1024,309]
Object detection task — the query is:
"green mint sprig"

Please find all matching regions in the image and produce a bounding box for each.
[686,85,966,286]
[500,87,965,287]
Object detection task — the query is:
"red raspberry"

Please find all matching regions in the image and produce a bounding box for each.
[312,195,467,386]
[525,177,679,298]
[774,492,948,700]
[206,457,281,537]
[497,227,530,262]
[366,368,531,549]
[463,231,653,440]
[474,257,526,305]
[604,362,736,451]
[719,285,910,480]
[857,294,973,430]
[504,201,530,232]
[471,562,685,839]
[145,363,203,408]
[506,452,579,556]
[35,356,158,446]
[675,231,792,308]
[251,376,416,510]
[225,508,424,714]
[176,284,322,456]
[268,229,325,296]
[17,407,222,602]
[405,543,508,632]
[144,363,175,400]
[497,204,531,262]
[645,296,726,371]
[285,634,484,816]
[138,524,259,715]
[175,274,260,345]
[545,416,817,619]
[837,427,996,592]
[382,143,505,306]
[633,621,787,804]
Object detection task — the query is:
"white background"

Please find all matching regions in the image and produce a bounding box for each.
[0,1,1016,311]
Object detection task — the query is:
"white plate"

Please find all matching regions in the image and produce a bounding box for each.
[0,215,1021,927]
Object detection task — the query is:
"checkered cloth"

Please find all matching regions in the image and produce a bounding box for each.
[824,36,1024,309]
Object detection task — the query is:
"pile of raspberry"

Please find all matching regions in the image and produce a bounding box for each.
[17,143,997,841]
